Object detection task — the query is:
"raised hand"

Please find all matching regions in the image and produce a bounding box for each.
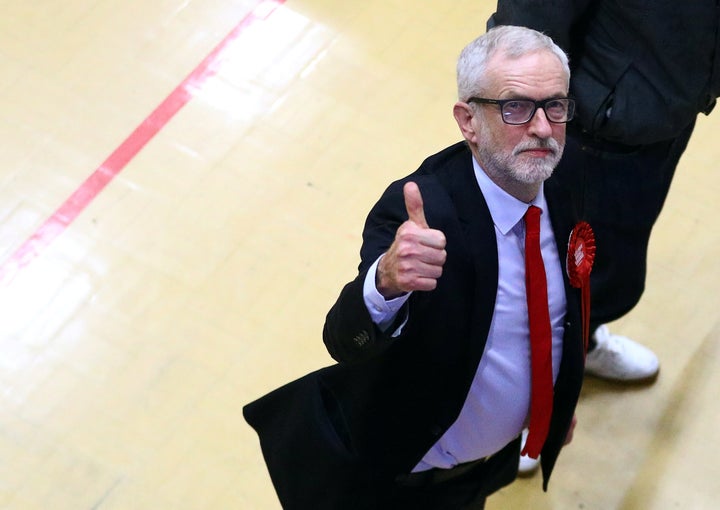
[376,182,447,299]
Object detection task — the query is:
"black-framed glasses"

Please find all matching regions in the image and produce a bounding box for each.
[467,97,575,125]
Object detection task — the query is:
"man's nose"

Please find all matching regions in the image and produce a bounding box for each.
[526,107,553,137]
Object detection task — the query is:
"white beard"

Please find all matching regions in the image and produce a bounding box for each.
[478,137,563,185]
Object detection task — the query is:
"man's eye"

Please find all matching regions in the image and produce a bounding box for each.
[505,101,526,112]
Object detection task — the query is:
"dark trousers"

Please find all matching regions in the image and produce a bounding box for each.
[556,121,696,333]
[387,437,520,510]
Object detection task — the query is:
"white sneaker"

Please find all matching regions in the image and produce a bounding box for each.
[517,429,540,476]
[584,325,660,382]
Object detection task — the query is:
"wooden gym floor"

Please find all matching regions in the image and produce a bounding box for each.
[0,1,718,508]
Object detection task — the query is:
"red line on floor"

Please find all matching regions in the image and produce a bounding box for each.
[0,0,286,286]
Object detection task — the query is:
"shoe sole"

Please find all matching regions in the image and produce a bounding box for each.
[584,367,660,385]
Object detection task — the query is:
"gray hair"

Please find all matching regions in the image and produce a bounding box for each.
[457,25,570,101]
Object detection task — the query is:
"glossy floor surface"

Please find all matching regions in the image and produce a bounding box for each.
[1,1,719,508]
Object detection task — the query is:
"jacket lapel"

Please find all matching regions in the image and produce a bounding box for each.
[435,144,499,366]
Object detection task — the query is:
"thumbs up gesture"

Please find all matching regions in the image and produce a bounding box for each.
[376,182,447,299]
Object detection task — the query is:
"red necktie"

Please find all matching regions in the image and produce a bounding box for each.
[521,205,554,459]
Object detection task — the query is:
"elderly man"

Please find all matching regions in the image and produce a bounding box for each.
[244,25,588,509]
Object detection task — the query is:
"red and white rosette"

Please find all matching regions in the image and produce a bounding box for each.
[567,221,595,357]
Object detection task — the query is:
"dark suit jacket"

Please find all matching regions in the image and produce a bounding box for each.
[244,142,585,509]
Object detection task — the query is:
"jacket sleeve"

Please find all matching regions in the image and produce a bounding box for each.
[323,182,408,364]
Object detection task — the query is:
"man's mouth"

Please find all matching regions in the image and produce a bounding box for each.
[520,147,554,157]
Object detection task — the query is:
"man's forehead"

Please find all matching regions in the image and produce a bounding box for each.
[483,50,568,96]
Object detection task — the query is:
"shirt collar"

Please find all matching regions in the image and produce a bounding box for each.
[471,157,547,235]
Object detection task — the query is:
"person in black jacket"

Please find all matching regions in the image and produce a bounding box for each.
[244,25,589,509]
[489,0,720,474]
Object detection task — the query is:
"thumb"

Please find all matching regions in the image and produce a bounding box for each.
[403,181,428,228]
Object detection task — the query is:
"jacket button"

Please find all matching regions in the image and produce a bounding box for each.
[352,330,370,347]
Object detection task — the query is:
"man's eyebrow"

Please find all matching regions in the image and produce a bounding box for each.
[497,95,568,101]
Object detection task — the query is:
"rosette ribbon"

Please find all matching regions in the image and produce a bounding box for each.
[567,222,596,356]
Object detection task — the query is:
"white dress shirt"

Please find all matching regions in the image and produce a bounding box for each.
[363,157,567,471]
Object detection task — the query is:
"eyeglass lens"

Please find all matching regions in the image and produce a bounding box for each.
[502,99,572,124]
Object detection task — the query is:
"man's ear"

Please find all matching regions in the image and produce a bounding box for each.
[453,102,477,143]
